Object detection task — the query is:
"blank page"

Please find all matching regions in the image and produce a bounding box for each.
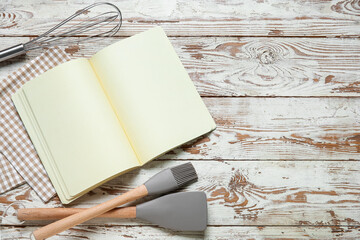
[12,59,139,202]
[90,27,216,163]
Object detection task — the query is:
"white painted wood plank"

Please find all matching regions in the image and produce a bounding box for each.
[0,0,360,37]
[1,37,360,96]
[167,97,360,160]
[2,226,360,240]
[1,161,359,226]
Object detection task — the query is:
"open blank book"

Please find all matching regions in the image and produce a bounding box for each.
[12,27,216,204]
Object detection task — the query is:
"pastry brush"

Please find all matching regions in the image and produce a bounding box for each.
[32,162,197,240]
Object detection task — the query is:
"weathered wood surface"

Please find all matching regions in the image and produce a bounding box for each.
[1,37,360,97]
[170,97,360,160]
[1,0,360,37]
[0,94,358,160]
[2,226,360,240]
[1,0,360,239]
[1,161,359,237]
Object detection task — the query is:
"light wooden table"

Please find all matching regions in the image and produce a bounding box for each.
[1,0,360,239]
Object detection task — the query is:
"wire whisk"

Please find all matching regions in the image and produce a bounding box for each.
[0,2,122,63]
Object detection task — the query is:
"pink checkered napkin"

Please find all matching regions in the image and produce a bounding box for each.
[0,47,71,202]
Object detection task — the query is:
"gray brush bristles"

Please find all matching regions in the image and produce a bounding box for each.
[170,162,198,187]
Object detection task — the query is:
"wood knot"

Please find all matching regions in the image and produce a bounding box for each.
[258,49,277,64]
[229,170,251,191]
[207,169,264,221]
[331,0,360,16]
[0,10,33,29]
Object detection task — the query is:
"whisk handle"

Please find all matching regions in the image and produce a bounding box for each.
[0,44,26,62]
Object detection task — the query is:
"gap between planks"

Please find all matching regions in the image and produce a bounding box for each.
[1,224,358,227]
[2,35,360,38]
[155,159,360,162]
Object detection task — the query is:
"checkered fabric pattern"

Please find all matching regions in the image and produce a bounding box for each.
[0,47,71,202]
[0,152,24,193]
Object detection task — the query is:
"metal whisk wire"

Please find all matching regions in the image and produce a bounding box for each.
[0,2,122,62]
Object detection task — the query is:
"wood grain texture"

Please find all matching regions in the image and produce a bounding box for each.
[1,85,359,160]
[1,37,360,97]
[1,161,359,227]
[1,0,360,238]
[1,94,355,160]
[1,226,360,240]
[0,0,360,37]
[166,97,360,160]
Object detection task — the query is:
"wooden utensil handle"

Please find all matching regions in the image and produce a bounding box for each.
[18,207,136,221]
[33,185,148,240]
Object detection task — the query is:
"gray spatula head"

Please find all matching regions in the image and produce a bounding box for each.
[136,192,207,231]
